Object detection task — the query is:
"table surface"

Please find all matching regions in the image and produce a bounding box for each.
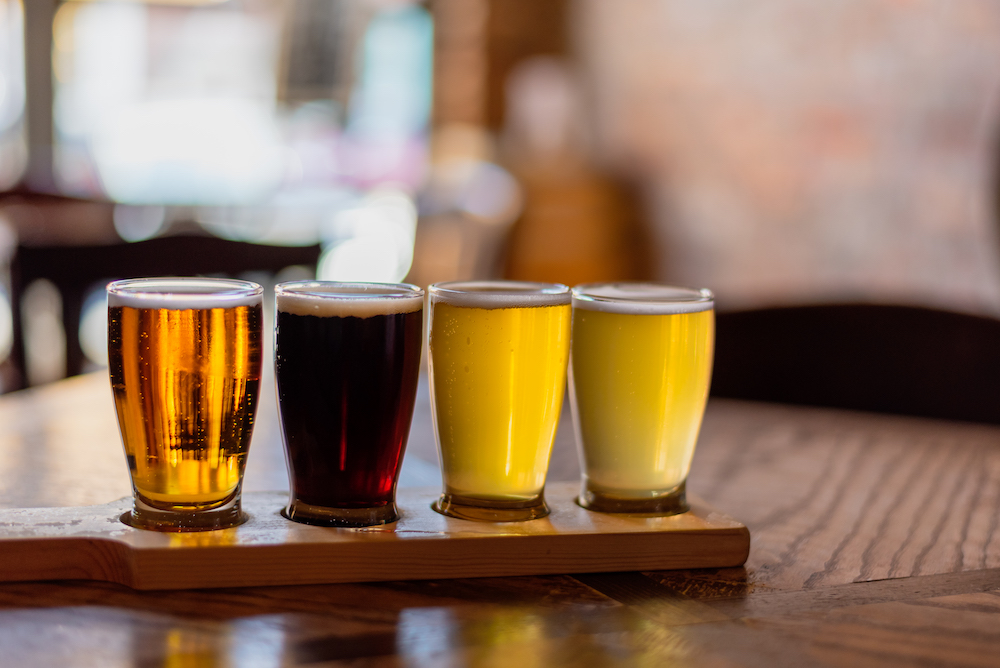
[2,372,1000,667]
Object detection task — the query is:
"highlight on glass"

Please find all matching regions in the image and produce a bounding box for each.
[427,280,571,521]
[274,281,424,527]
[107,277,264,531]
[569,282,715,515]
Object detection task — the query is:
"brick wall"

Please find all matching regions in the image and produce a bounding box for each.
[573,0,1000,314]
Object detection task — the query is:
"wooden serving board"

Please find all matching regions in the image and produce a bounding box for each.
[0,482,749,590]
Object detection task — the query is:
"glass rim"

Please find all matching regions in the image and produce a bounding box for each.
[429,280,570,308]
[276,281,423,318]
[107,277,263,309]
[274,280,423,300]
[571,282,714,315]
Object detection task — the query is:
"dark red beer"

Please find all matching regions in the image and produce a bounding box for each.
[275,282,423,527]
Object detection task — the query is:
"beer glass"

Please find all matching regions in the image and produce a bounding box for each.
[570,283,714,515]
[275,282,423,527]
[107,277,263,531]
[428,281,571,521]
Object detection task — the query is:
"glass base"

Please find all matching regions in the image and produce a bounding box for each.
[283,498,399,528]
[432,492,549,522]
[577,480,689,516]
[123,494,246,532]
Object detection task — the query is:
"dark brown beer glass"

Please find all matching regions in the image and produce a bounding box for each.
[275,281,424,527]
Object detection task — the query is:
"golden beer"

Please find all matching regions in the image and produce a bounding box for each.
[428,281,571,521]
[570,283,714,514]
[107,278,263,531]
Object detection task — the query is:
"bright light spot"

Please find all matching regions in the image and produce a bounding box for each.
[195,187,356,245]
[459,162,522,224]
[113,204,166,241]
[319,237,402,283]
[229,616,287,668]
[79,288,108,368]
[317,189,417,283]
[93,99,285,205]
[23,280,65,386]
[0,289,13,364]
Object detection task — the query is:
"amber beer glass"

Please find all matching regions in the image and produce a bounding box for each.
[428,281,571,521]
[275,282,423,527]
[107,277,263,531]
[570,283,714,514]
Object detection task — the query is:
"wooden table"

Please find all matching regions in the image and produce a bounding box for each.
[1,372,999,666]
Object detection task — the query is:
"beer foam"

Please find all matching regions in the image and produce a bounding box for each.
[572,283,713,315]
[107,278,262,310]
[429,281,570,309]
[276,282,423,318]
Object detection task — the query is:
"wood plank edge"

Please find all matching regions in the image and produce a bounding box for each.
[128,529,751,590]
[0,537,134,587]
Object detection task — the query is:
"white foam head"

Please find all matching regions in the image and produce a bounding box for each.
[107,277,263,310]
[275,282,423,318]
[429,281,570,309]
[572,283,714,315]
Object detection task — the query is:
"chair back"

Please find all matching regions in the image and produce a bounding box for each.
[10,236,321,389]
[712,304,1000,424]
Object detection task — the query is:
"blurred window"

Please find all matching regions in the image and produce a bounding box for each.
[0,0,25,189]
[51,0,432,208]
[53,0,286,203]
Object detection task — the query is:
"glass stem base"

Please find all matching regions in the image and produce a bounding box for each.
[283,498,399,528]
[432,492,549,522]
[124,494,246,532]
[577,480,689,516]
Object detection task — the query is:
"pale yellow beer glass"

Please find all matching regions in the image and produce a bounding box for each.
[428,281,571,521]
[570,283,714,514]
[107,277,263,531]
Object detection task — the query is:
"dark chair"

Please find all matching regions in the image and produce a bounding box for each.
[10,236,322,389]
[711,304,1000,425]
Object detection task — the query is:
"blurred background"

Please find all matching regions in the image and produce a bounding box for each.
[0,0,999,392]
